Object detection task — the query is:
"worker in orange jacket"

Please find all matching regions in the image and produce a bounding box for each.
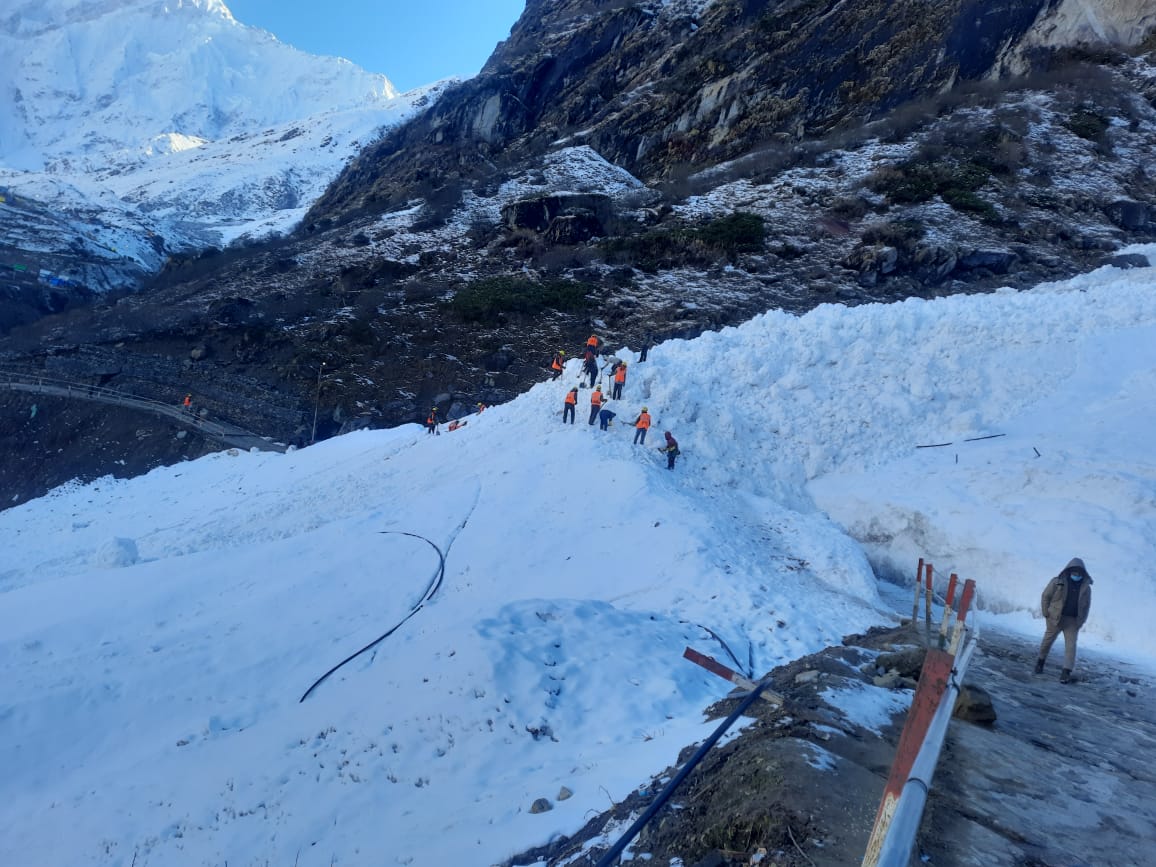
[586,333,600,352]
[549,350,565,381]
[425,406,439,435]
[611,362,627,400]
[631,405,651,444]
[588,386,604,425]
[562,387,578,424]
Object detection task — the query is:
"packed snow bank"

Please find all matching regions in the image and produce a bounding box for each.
[805,247,1156,655]
[2,246,1154,865]
[608,245,1156,656]
[0,389,883,865]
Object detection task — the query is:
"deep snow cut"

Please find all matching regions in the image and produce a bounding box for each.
[2,249,1155,865]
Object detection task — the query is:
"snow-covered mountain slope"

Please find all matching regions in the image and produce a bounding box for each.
[0,0,442,282]
[5,83,452,254]
[2,248,1154,865]
[0,0,398,171]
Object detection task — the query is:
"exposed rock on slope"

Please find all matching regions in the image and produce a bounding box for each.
[308,0,1154,226]
[1002,0,1156,74]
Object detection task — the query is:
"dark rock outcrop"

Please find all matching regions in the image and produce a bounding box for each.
[307,0,1077,227]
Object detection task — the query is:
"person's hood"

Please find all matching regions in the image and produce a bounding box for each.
[1060,557,1093,583]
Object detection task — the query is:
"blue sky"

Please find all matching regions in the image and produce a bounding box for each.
[226,0,527,92]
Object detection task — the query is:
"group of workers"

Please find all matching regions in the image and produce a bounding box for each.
[556,334,680,469]
[426,402,486,435]
[417,331,679,469]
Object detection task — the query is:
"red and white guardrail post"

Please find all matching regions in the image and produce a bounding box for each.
[863,562,979,867]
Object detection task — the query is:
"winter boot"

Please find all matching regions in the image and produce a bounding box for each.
[1059,668,1072,684]
[1033,658,1045,675]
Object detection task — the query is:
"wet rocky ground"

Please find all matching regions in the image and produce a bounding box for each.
[503,619,1156,867]
[921,629,1156,867]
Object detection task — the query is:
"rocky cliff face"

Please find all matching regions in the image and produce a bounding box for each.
[310,0,1151,225]
[3,0,1156,507]
[1006,0,1156,73]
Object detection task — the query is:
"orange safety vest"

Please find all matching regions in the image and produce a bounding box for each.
[614,367,626,384]
[636,411,651,429]
[551,356,563,371]
[427,413,437,425]
[586,335,598,347]
[564,391,578,405]
[591,391,602,407]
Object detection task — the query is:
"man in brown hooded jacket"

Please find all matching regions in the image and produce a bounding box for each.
[1035,557,1093,683]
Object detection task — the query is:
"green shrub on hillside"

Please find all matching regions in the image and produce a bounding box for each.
[601,231,685,273]
[447,276,591,322]
[1065,109,1110,144]
[868,159,996,218]
[599,212,766,272]
[696,212,767,253]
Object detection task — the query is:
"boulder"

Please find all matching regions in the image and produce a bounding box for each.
[953,683,997,725]
[844,244,901,286]
[501,193,613,234]
[1101,252,1150,270]
[1103,200,1151,231]
[873,671,904,689]
[912,244,958,284]
[876,646,928,679]
[529,797,553,814]
[483,347,517,372]
[958,249,1017,273]
[544,212,603,245]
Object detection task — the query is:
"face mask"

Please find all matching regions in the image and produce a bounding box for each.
[1070,572,1084,582]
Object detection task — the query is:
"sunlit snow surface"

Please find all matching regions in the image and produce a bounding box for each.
[2,249,1155,865]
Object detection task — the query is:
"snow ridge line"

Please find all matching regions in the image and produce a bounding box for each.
[298,530,447,703]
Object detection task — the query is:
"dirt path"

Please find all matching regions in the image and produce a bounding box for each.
[920,628,1156,867]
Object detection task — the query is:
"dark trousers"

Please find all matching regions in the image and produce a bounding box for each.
[667,452,676,469]
[563,404,575,424]
[634,427,647,444]
[551,368,562,380]
[612,382,623,399]
[586,369,597,387]
[588,405,600,425]
[640,346,649,362]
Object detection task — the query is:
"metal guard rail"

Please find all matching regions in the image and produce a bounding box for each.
[862,564,981,867]
[875,634,977,866]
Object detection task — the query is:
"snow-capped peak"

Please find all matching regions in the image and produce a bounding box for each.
[1,0,399,172]
[0,0,443,281]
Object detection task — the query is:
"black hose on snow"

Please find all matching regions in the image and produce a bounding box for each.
[299,531,446,703]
